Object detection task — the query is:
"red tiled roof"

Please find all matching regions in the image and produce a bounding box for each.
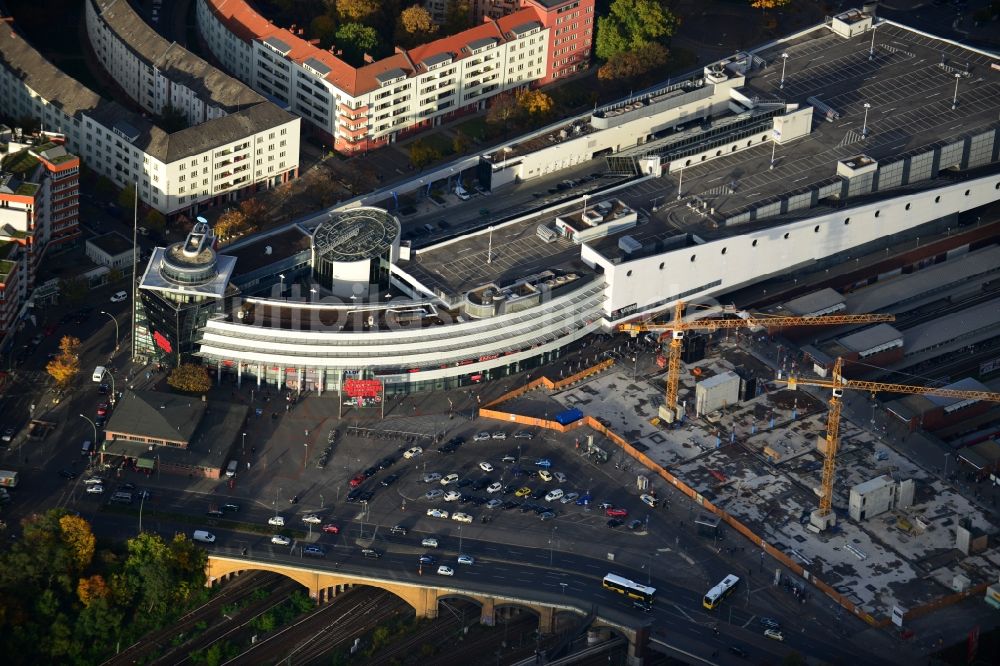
[204,0,544,97]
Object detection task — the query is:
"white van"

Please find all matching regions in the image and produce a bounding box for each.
[192,530,216,543]
[92,366,106,382]
[225,460,238,478]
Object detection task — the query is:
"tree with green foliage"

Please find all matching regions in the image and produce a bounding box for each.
[443,0,473,34]
[145,208,166,233]
[310,14,338,49]
[117,183,137,212]
[335,22,380,63]
[167,363,212,393]
[595,0,679,61]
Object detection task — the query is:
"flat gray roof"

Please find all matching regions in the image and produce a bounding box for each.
[614,20,1000,235]
[93,0,264,111]
[87,231,133,257]
[845,245,1000,314]
[837,323,902,352]
[903,297,1000,356]
[782,288,845,316]
[0,13,294,165]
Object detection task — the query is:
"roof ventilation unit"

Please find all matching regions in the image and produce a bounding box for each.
[619,235,643,254]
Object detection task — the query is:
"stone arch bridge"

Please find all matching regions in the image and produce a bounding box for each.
[207,555,647,664]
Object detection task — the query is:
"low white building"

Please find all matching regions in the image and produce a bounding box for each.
[695,371,742,417]
[86,232,134,270]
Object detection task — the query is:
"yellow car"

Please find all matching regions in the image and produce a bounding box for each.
[515,486,532,498]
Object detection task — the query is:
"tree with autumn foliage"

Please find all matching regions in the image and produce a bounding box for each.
[335,0,379,22]
[517,90,554,116]
[214,208,247,242]
[60,513,96,573]
[77,574,111,607]
[751,0,792,9]
[46,335,81,389]
[396,4,437,47]
[598,42,670,81]
[167,363,212,393]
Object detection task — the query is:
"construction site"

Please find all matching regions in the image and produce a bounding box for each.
[487,236,1000,626]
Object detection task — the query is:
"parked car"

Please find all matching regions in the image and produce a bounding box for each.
[440,473,459,485]
[605,507,628,518]
[427,508,449,519]
[1,427,15,443]
[390,525,408,536]
[515,486,532,498]
[403,446,423,459]
[302,514,322,524]
[222,503,241,512]
[421,537,439,548]
[451,512,473,524]
[86,485,104,494]
[479,461,494,472]
[349,474,366,488]
[419,555,436,565]
[553,472,567,483]
[474,431,491,442]
[443,490,461,502]
[486,498,504,509]
[303,545,326,557]
[627,519,644,531]
[110,290,128,302]
[764,629,784,642]
[457,554,475,565]
[437,565,454,576]
[425,489,444,500]
[539,511,556,521]
[322,524,340,534]
[728,646,749,658]
[422,472,442,483]
[268,516,285,527]
[491,431,507,440]
[84,477,103,485]
[607,519,624,528]
[514,431,533,440]
[271,535,292,546]
[538,470,553,482]
[544,489,564,502]
[381,474,399,487]
[640,493,660,508]
[534,458,552,468]
[561,492,579,504]
[486,482,503,494]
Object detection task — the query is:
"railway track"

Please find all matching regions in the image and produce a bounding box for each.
[222,588,404,666]
[102,571,277,666]
[159,577,302,665]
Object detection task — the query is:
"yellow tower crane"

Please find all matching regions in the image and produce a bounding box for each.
[781,357,1000,529]
[619,301,895,422]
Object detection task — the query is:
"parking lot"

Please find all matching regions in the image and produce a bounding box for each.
[300,420,669,560]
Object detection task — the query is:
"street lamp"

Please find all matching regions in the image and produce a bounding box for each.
[676,167,684,200]
[861,103,871,138]
[770,135,778,170]
[242,432,246,456]
[951,73,960,110]
[138,490,146,534]
[458,525,463,554]
[80,414,98,464]
[549,526,557,566]
[279,274,286,296]
[99,311,120,354]
[869,24,878,61]
[779,53,789,90]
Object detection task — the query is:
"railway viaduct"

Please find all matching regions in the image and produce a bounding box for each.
[206,554,648,664]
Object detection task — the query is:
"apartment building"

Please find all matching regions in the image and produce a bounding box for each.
[0,4,299,218]
[197,0,593,154]
[0,140,81,346]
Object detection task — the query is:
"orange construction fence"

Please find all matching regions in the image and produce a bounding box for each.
[477,362,973,627]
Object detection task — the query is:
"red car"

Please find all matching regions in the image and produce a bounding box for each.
[96,403,109,417]
[349,474,366,488]
[321,524,340,534]
[605,507,628,518]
